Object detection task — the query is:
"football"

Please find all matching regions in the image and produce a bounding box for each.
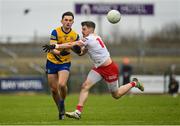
[106,10,121,24]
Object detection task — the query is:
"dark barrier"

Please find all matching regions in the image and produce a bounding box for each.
[0,76,47,93]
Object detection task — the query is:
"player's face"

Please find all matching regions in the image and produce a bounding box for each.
[61,16,74,30]
[81,26,92,37]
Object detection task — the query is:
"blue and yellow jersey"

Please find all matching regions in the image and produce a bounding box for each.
[47,27,79,64]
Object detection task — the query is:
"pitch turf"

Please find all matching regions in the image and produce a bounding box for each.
[0,94,180,125]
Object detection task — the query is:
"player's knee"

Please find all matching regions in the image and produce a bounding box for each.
[112,95,120,99]
[58,82,66,88]
[111,91,121,99]
[81,82,90,91]
[50,87,58,95]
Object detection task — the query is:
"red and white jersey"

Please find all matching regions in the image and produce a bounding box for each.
[82,34,110,68]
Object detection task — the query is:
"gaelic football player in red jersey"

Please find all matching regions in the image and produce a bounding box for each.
[43,21,144,120]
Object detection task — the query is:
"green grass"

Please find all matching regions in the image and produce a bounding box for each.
[0,94,180,125]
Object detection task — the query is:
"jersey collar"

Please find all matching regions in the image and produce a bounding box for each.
[61,27,72,34]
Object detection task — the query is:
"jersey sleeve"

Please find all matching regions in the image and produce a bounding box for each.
[50,30,58,43]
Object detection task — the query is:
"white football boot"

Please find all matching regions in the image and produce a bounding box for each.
[65,110,81,120]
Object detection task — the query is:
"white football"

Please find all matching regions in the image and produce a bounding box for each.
[106,10,121,24]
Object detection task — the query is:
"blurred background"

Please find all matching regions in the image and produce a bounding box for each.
[0,0,180,95]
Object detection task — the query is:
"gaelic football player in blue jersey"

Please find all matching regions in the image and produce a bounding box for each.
[45,11,79,120]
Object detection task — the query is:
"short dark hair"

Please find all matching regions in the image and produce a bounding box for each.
[62,11,74,19]
[81,21,96,29]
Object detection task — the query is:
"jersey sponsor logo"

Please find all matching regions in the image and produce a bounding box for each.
[70,36,74,41]
[63,35,68,41]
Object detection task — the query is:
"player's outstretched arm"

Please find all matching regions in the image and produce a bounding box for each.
[42,43,73,53]
[42,40,84,53]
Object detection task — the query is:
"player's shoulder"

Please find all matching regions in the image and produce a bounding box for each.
[50,28,58,38]
[50,27,60,34]
[54,27,62,32]
[86,34,99,40]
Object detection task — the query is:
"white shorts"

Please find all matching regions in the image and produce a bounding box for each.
[87,70,119,92]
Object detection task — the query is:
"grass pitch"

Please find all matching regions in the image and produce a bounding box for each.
[0,94,180,125]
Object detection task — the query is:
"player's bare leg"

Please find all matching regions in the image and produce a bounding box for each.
[111,78,144,99]
[65,75,144,120]
[65,79,94,119]
[48,74,62,118]
[57,70,70,120]
[58,71,69,99]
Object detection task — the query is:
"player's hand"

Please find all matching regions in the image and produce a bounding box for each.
[42,44,56,52]
[71,45,81,54]
[60,50,70,56]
